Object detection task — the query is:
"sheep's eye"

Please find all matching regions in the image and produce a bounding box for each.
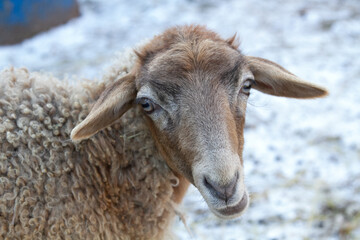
[138,98,155,114]
[241,79,254,95]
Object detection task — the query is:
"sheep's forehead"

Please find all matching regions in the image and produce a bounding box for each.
[144,40,244,85]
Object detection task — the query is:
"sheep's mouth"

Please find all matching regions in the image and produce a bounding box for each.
[210,192,249,219]
[216,193,248,216]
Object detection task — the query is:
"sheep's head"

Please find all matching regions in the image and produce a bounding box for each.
[71,25,327,219]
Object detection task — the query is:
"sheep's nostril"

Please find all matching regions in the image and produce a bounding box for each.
[204,172,238,201]
[204,177,225,200]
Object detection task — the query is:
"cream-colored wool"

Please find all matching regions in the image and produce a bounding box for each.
[0,50,178,239]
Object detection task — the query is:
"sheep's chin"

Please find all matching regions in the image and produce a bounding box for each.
[208,192,249,219]
[195,183,250,219]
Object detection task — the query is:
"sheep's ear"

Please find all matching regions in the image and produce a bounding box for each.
[71,74,136,141]
[246,56,328,98]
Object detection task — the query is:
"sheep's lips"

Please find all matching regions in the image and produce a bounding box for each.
[211,192,249,218]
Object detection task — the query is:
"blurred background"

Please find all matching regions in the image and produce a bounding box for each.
[1,0,359,239]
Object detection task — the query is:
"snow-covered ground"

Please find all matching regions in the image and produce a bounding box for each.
[1,0,359,239]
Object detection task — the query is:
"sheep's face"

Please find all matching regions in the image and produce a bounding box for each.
[135,39,251,219]
[71,25,327,220]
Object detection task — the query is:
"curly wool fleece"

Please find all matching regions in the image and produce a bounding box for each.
[0,51,179,239]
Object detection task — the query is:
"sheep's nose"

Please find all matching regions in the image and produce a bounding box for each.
[204,172,238,201]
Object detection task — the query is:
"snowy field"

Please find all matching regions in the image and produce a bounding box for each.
[1,0,359,239]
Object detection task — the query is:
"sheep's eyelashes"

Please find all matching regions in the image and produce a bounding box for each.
[137,98,156,114]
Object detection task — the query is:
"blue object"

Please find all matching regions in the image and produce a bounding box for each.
[0,0,79,45]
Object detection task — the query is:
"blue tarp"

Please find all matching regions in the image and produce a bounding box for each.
[0,0,79,44]
[0,0,76,24]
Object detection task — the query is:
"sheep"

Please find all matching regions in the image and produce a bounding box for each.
[0,25,327,239]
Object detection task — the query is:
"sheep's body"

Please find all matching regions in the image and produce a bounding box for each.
[0,25,328,239]
[0,51,177,239]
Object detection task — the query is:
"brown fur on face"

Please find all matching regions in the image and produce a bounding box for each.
[131,26,253,219]
[134,25,247,182]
